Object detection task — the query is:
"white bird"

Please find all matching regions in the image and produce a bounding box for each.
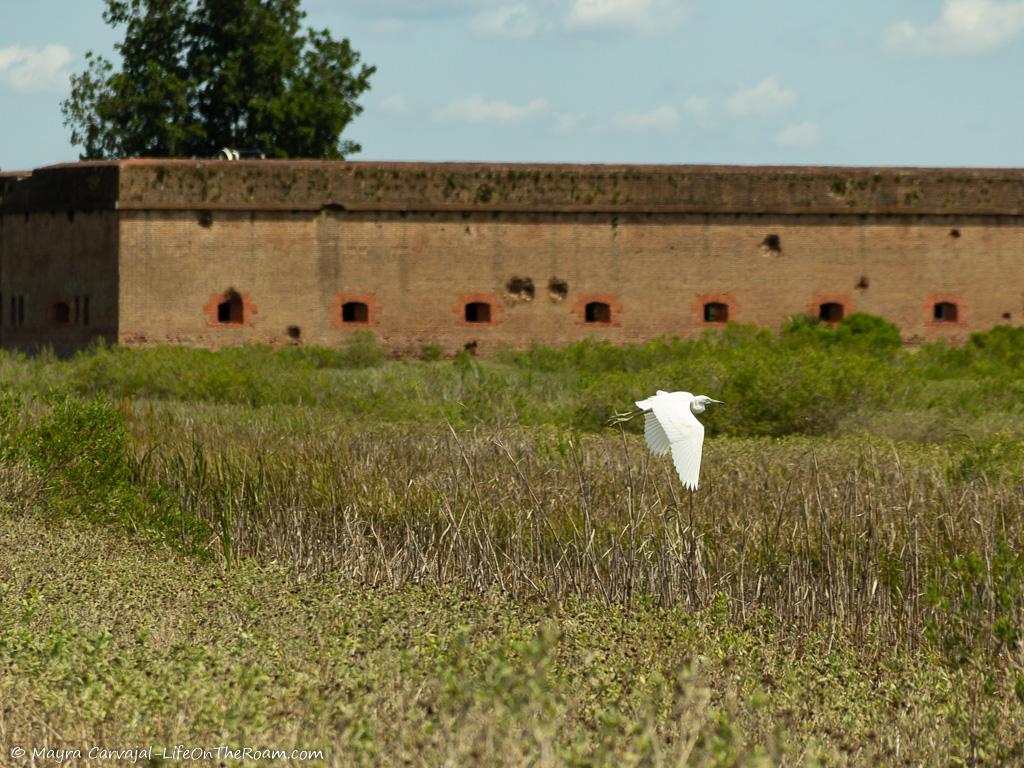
[613,391,722,490]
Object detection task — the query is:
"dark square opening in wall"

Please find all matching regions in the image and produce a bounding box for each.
[934,301,959,322]
[761,234,781,253]
[342,301,369,323]
[548,278,569,301]
[819,302,844,323]
[465,302,491,323]
[703,302,729,323]
[53,301,70,324]
[217,290,244,324]
[584,301,612,323]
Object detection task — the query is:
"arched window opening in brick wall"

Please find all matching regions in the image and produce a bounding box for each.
[53,301,70,324]
[465,302,492,323]
[217,290,244,324]
[703,302,729,323]
[584,301,612,323]
[342,301,369,323]
[819,302,844,323]
[933,301,958,323]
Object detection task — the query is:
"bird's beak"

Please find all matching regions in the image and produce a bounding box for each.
[709,399,724,404]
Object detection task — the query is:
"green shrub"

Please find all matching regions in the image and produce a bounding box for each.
[419,343,445,362]
[781,312,902,353]
[926,539,1024,667]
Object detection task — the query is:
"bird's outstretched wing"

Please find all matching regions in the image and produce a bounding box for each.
[635,391,705,490]
[643,412,671,456]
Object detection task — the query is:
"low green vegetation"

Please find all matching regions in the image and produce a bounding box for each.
[1,316,1023,765]
[5,317,1024,439]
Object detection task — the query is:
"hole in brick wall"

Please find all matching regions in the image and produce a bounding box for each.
[819,302,844,323]
[66,210,75,223]
[506,276,535,301]
[761,234,781,254]
[198,211,214,228]
[703,302,729,323]
[465,302,491,323]
[53,301,70,324]
[933,302,959,323]
[856,276,870,290]
[584,302,612,323]
[1002,312,1011,320]
[342,301,369,323]
[464,340,478,355]
[548,278,569,301]
[217,289,244,324]
[287,325,301,340]
[950,228,961,238]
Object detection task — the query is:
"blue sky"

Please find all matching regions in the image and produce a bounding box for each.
[3,0,1024,169]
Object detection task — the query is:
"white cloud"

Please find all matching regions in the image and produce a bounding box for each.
[554,112,586,132]
[0,44,72,92]
[434,94,549,123]
[472,5,539,37]
[683,95,715,127]
[380,94,412,115]
[612,104,680,131]
[884,0,1024,55]
[348,0,488,17]
[565,0,689,34]
[775,121,820,148]
[726,77,797,117]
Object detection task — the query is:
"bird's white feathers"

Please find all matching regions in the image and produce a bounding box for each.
[635,390,705,490]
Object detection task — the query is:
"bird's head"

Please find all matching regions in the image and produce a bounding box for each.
[690,395,723,414]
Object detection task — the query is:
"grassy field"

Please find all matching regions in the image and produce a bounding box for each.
[1,317,1024,765]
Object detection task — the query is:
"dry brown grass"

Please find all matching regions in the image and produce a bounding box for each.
[129,404,1024,656]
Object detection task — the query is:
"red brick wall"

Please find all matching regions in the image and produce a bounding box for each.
[110,209,1024,352]
[4,161,1024,355]
[0,209,118,353]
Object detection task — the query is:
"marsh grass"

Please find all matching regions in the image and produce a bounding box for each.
[2,318,1024,763]
[124,409,1023,657]
[0,318,1023,438]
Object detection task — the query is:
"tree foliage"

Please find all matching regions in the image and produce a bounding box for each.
[62,0,374,159]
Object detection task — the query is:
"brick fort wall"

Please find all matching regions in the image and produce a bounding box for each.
[1,160,1022,353]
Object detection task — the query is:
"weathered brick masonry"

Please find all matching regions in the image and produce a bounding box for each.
[1,159,1022,354]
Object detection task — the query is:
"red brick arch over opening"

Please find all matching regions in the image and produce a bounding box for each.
[693,293,739,326]
[203,289,258,328]
[808,294,852,324]
[453,293,503,327]
[47,294,74,327]
[925,294,967,328]
[571,293,623,327]
[330,293,380,328]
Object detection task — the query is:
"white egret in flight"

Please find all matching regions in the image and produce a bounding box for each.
[609,391,722,490]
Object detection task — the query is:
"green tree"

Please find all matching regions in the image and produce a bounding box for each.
[62,0,374,159]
